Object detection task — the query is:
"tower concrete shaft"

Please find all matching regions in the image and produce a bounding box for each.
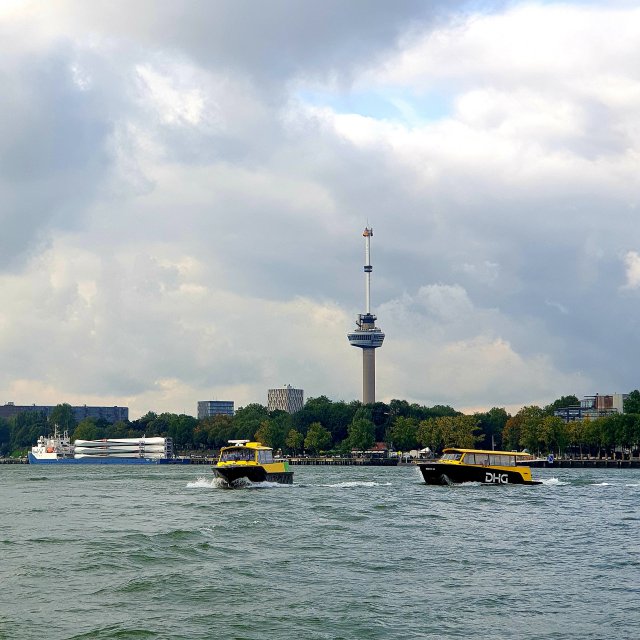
[362,348,376,406]
[347,226,385,405]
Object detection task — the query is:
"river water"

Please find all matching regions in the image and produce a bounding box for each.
[1,464,638,639]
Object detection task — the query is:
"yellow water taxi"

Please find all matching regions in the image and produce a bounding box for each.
[212,440,293,487]
[416,448,541,485]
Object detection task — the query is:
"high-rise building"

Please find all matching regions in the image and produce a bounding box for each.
[347,227,385,404]
[268,385,304,414]
[197,400,235,419]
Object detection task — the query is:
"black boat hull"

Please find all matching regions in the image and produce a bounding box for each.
[417,463,540,485]
[212,465,293,487]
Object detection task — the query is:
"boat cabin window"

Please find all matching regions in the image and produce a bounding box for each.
[220,448,255,462]
[464,453,515,466]
[257,450,274,464]
[440,452,462,461]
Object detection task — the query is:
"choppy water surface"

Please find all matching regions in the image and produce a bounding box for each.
[1,465,639,639]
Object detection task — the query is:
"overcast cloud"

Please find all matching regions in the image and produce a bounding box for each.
[0,0,638,418]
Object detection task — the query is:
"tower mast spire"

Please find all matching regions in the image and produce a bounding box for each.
[347,227,385,405]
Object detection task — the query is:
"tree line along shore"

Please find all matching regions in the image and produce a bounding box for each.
[2,391,640,459]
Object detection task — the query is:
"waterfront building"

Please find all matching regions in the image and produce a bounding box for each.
[347,227,385,405]
[0,402,128,424]
[554,393,626,423]
[268,385,304,414]
[197,400,235,419]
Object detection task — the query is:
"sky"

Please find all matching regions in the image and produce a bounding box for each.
[1,0,639,419]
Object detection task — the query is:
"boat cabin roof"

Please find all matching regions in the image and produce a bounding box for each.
[220,441,271,452]
[443,448,532,458]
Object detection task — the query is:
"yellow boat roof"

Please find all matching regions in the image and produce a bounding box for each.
[220,441,271,451]
[443,447,532,457]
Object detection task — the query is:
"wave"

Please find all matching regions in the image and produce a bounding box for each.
[186,477,218,489]
[186,477,292,490]
[540,477,569,486]
[320,481,393,488]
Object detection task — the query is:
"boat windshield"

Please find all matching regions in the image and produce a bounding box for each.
[257,450,274,464]
[440,452,462,461]
[220,448,255,463]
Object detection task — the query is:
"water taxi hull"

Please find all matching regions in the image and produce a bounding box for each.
[212,465,294,487]
[418,462,541,485]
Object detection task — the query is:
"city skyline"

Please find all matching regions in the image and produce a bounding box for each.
[1,1,639,419]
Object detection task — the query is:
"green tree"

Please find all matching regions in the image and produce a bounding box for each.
[417,415,479,452]
[49,403,77,432]
[168,414,198,449]
[518,406,544,453]
[284,429,304,455]
[567,419,586,458]
[543,395,579,416]
[234,404,269,440]
[104,420,131,439]
[72,418,99,441]
[197,414,235,449]
[0,418,10,456]
[347,418,375,452]
[304,422,332,454]
[541,416,568,455]
[254,414,290,451]
[475,407,509,449]
[502,412,525,451]
[347,418,376,451]
[624,390,640,414]
[11,411,48,451]
[387,416,418,451]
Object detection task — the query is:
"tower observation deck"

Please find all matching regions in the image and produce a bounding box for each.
[347,227,385,405]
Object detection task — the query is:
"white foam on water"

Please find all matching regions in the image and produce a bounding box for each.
[246,480,292,489]
[321,481,393,488]
[540,477,568,486]
[186,476,222,489]
[592,482,612,486]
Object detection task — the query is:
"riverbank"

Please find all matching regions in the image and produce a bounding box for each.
[528,458,640,468]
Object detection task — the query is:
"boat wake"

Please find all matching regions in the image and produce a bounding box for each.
[540,477,568,486]
[186,477,224,489]
[321,481,393,489]
[186,476,292,490]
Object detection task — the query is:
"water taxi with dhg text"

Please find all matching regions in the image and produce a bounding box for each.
[417,448,541,485]
[212,440,293,487]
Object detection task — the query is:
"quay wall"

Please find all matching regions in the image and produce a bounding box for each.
[288,457,398,466]
[528,459,640,468]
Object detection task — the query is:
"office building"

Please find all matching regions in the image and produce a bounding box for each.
[268,385,304,414]
[197,400,235,419]
[0,402,128,424]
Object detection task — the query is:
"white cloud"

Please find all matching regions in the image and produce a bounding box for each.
[623,251,640,289]
[0,1,638,419]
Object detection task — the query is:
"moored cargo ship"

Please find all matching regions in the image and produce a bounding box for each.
[28,429,188,464]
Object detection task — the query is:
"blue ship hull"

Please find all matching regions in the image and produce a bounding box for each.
[27,453,191,465]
